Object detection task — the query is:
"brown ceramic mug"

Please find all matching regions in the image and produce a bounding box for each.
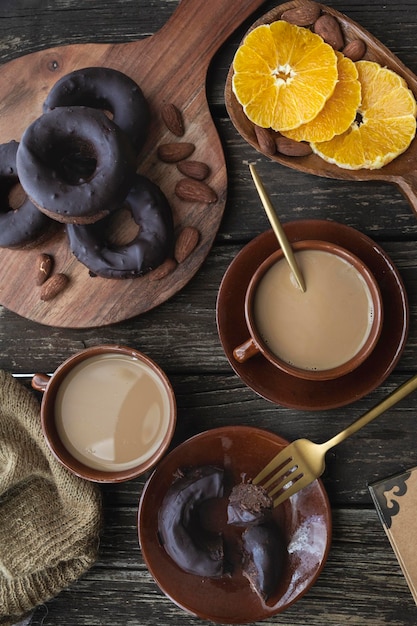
[233,240,383,381]
[32,344,177,482]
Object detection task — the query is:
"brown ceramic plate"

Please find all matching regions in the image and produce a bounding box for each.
[138,426,331,624]
[216,220,409,411]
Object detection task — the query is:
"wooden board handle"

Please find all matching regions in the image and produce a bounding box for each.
[156,0,266,71]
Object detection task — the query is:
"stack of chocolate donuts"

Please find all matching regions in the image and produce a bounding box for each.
[0,66,175,279]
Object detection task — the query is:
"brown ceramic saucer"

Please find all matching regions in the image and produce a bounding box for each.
[216,220,409,411]
[138,425,331,624]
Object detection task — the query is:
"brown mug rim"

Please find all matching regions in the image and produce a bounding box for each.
[244,240,384,381]
[34,344,177,482]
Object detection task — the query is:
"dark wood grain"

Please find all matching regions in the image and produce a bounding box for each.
[2,0,417,624]
[27,507,414,626]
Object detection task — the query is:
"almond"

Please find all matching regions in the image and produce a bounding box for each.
[177,160,210,180]
[175,178,218,203]
[157,142,195,163]
[276,136,313,157]
[40,273,69,301]
[36,253,53,285]
[343,39,366,61]
[254,125,276,156]
[161,103,185,137]
[281,2,321,26]
[148,257,177,281]
[314,14,344,50]
[175,226,199,263]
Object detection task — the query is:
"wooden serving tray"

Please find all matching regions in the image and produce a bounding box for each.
[0,0,264,328]
[225,0,417,216]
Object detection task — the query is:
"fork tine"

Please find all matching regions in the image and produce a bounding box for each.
[266,464,300,498]
[260,457,297,491]
[252,446,294,485]
[253,439,319,508]
[272,472,313,508]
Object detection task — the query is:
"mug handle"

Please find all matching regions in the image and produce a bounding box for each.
[31,373,51,393]
[233,338,260,363]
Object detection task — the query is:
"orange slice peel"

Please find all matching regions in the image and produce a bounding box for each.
[311,60,417,170]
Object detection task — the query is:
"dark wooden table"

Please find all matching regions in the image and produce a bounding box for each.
[2,1,417,624]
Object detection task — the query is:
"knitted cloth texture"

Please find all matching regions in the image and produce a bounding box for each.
[0,371,102,626]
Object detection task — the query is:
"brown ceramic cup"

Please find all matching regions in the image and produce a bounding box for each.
[233,240,383,381]
[32,344,177,482]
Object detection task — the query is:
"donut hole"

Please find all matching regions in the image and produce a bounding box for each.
[102,108,114,122]
[8,183,26,211]
[52,136,97,185]
[198,497,228,533]
[105,206,140,246]
[0,180,26,213]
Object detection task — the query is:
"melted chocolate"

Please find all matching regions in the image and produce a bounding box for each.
[242,524,285,601]
[43,67,150,154]
[66,174,175,279]
[158,466,225,578]
[16,106,137,224]
[0,140,54,248]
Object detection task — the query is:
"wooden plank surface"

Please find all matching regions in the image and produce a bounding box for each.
[1,0,417,624]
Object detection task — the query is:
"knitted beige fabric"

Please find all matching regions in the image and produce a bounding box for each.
[0,370,102,626]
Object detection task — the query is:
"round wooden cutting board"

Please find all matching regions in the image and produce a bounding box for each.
[0,0,264,328]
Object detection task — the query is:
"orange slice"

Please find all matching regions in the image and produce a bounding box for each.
[311,60,417,169]
[282,52,361,143]
[232,20,338,132]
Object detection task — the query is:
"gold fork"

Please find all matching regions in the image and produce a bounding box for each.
[253,373,417,507]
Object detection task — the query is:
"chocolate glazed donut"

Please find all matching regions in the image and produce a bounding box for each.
[158,466,225,578]
[43,67,150,154]
[66,174,175,279]
[16,106,137,224]
[0,140,54,248]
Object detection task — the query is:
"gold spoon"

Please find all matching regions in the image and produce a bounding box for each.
[249,163,306,292]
